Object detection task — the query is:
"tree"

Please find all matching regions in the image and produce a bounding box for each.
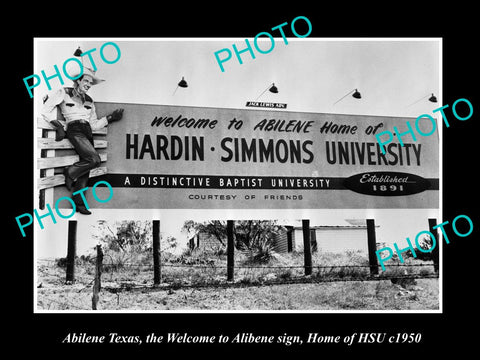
[235,220,281,250]
[182,220,227,247]
[415,233,434,261]
[92,220,153,265]
[181,220,282,250]
[162,235,178,252]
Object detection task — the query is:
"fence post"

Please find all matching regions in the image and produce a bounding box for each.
[366,219,379,275]
[428,218,440,273]
[92,244,103,310]
[66,220,77,284]
[152,220,161,285]
[39,127,56,209]
[286,226,293,253]
[227,220,235,281]
[302,219,312,276]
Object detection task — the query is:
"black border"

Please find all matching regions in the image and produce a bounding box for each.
[9,4,479,355]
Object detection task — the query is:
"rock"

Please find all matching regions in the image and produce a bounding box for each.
[407,293,419,301]
[262,273,277,282]
[411,285,424,291]
[391,277,417,289]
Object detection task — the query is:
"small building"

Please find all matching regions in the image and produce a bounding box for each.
[186,220,375,255]
[272,223,370,254]
[187,231,223,250]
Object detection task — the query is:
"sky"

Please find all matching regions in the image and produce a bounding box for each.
[33,38,441,258]
[34,38,440,116]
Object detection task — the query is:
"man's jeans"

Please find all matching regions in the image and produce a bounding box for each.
[65,122,101,206]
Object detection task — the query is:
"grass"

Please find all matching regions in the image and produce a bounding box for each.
[37,267,439,311]
[36,247,439,311]
[48,247,437,287]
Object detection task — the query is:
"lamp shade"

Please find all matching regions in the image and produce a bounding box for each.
[269,83,278,93]
[73,47,83,56]
[428,93,437,103]
[178,77,188,88]
[333,88,362,105]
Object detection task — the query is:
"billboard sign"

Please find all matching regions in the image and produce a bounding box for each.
[54,102,439,209]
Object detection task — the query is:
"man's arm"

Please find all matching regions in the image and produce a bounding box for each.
[89,105,124,130]
[88,102,109,131]
[41,88,67,141]
[40,88,65,121]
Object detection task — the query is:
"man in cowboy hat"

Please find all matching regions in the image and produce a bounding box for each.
[41,67,124,215]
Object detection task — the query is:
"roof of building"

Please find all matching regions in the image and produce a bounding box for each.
[292,225,368,230]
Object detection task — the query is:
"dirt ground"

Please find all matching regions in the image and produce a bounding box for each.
[36,261,439,311]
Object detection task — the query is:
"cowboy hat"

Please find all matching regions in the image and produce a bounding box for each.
[72,67,105,85]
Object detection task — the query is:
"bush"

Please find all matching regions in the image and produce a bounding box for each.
[246,240,276,264]
[103,251,136,269]
[55,255,95,268]
[56,257,68,268]
[170,247,216,266]
[239,273,261,285]
[312,250,369,267]
[211,244,227,257]
[278,269,293,280]
[414,234,434,261]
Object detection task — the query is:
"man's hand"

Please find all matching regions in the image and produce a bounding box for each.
[107,108,124,123]
[50,120,66,141]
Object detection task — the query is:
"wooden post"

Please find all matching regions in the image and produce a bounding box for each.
[66,220,77,283]
[152,220,161,285]
[227,220,234,281]
[92,244,103,310]
[367,219,379,275]
[38,129,49,210]
[40,126,56,209]
[428,218,440,273]
[286,226,293,253]
[302,219,312,276]
[310,229,317,252]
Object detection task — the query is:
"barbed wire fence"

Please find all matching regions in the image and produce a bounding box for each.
[36,253,438,310]
[36,219,440,310]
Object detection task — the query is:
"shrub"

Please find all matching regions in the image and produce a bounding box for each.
[170,247,216,266]
[211,244,227,257]
[239,273,261,285]
[246,240,276,264]
[103,250,135,270]
[55,255,95,268]
[278,269,293,280]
